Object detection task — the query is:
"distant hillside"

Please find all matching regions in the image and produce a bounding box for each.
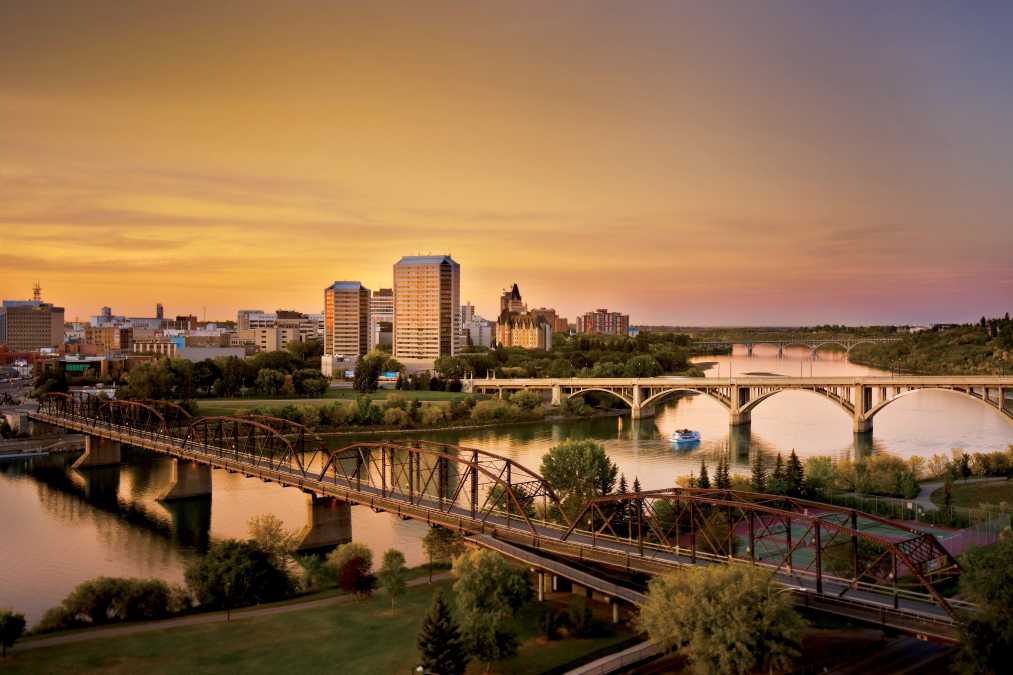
[849,318,1013,375]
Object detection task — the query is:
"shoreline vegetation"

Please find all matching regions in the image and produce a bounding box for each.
[848,316,1013,375]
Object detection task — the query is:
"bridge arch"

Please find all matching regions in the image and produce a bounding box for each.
[96,399,169,434]
[739,386,855,419]
[640,387,731,411]
[865,387,1013,423]
[564,387,634,409]
[182,416,306,473]
[319,440,570,531]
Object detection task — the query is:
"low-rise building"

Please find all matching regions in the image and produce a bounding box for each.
[577,308,630,335]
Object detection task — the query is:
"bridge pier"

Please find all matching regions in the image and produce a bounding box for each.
[73,435,122,469]
[551,385,563,407]
[296,493,352,552]
[730,411,751,427]
[630,404,655,420]
[157,459,212,500]
[853,418,873,434]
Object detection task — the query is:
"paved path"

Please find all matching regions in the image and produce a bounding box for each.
[14,572,451,653]
[913,476,1009,512]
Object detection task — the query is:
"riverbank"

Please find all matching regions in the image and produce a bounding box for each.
[310,409,625,438]
[848,324,1013,375]
[6,577,635,675]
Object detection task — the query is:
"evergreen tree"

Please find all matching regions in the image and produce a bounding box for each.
[715,457,731,489]
[785,450,805,496]
[632,477,642,494]
[417,590,468,675]
[750,453,767,493]
[770,454,786,494]
[618,473,628,494]
[698,461,711,489]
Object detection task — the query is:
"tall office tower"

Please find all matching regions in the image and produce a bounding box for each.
[369,288,394,349]
[156,303,164,320]
[393,255,460,362]
[0,289,65,351]
[323,281,370,357]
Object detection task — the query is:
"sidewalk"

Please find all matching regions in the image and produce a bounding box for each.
[15,572,451,653]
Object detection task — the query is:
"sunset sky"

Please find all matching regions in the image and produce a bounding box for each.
[2,1,1011,325]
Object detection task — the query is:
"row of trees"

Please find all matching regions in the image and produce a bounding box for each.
[429,331,700,380]
[34,341,328,401]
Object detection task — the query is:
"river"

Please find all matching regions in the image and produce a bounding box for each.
[2,344,1011,624]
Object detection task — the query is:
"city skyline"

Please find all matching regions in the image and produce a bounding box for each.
[3,2,1012,324]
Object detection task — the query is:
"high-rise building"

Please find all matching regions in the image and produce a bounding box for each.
[460,301,493,347]
[369,288,394,350]
[155,303,164,320]
[576,308,630,335]
[324,281,370,358]
[393,255,460,361]
[0,296,65,352]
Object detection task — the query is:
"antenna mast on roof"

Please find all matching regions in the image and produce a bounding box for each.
[32,282,42,302]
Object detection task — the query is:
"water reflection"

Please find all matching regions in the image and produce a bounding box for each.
[2,345,1010,624]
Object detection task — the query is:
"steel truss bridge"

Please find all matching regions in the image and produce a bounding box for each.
[31,392,976,640]
[469,375,1013,429]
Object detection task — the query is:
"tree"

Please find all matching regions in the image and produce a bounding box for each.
[638,565,805,675]
[715,457,731,489]
[184,539,293,608]
[353,357,380,393]
[0,610,26,658]
[623,354,663,377]
[377,549,408,610]
[539,440,619,522]
[247,514,297,568]
[954,536,1013,673]
[326,542,376,597]
[453,549,531,667]
[750,452,767,492]
[423,526,466,582]
[769,453,786,493]
[785,450,805,496]
[698,460,711,489]
[417,590,469,675]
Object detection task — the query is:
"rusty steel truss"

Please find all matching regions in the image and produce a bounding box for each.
[562,487,961,617]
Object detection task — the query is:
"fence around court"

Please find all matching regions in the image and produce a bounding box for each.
[821,491,1012,550]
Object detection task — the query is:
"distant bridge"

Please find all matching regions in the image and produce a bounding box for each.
[469,375,1013,431]
[691,335,903,357]
[29,392,975,639]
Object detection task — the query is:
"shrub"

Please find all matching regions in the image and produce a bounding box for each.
[470,399,521,422]
[419,403,446,426]
[383,407,411,428]
[326,542,376,596]
[185,540,294,609]
[509,390,544,412]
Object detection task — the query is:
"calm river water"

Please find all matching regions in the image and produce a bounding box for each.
[2,345,1011,623]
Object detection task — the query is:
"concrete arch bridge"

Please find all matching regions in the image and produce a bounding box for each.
[692,335,902,358]
[469,376,1013,433]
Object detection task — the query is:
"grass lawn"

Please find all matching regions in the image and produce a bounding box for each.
[5,580,634,675]
[197,390,478,417]
[930,480,1013,508]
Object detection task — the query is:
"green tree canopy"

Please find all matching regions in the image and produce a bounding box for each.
[955,535,1013,673]
[639,565,805,675]
[539,440,619,522]
[377,549,408,609]
[453,549,531,667]
[184,540,293,609]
